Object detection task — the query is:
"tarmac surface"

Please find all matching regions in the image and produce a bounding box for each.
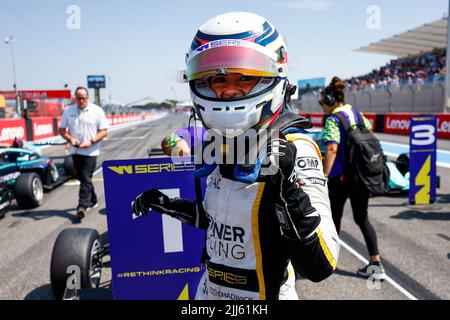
[0,112,448,300]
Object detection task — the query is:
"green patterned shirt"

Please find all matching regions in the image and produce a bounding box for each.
[167,132,182,150]
[323,105,372,144]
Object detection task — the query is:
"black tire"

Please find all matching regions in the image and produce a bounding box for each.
[396,153,410,176]
[64,155,77,178]
[50,228,102,300]
[15,173,44,209]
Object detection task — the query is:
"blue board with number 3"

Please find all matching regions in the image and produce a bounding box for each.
[409,115,437,205]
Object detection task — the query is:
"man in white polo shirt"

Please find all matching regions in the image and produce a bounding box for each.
[59,87,108,220]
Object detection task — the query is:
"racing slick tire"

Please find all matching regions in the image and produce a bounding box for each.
[396,153,409,176]
[14,173,44,209]
[50,228,102,300]
[64,155,77,178]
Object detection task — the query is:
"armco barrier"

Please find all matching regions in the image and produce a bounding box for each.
[0,113,148,145]
[106,114,144,126]
[298,112,450,140]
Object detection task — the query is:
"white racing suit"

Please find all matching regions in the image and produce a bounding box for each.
[162,133,340,300]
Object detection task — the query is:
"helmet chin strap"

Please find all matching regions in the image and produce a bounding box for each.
[188,106,197,131]
[283,80,297,112]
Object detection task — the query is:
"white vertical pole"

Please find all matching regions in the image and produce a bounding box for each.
[444,4,450,113]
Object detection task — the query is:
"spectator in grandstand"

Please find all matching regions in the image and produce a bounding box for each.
[59,87,109,221]
[319,76,386,281]
[345,48,446,91]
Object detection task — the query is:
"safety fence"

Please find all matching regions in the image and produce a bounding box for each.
[300,82,445,114]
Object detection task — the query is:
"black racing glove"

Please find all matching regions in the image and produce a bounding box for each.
[131,189,199,226]
[268,137,321,241]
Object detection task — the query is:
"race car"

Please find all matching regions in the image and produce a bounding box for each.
[0,147,71,217]
[50,228,111,300]
[0,173,15,219]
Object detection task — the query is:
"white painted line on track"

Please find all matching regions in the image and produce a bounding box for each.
[64,167,103,186]
[93,167,103,176]
[340,239,418,300]
[104,132,151,141]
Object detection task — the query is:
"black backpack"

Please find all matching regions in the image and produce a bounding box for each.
[334,109,389,197]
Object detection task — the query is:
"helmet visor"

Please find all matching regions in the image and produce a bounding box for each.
[186,46,280,81]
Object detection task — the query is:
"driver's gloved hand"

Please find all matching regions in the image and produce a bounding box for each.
[131,189,198,225]
[132,189,172,217]
[268,136,321,242]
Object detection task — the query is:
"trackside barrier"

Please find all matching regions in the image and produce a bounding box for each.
[31,117,55,141]
[298,113,450,140]
[0,113,159,144]
[384,113,450,139]
[0,119,27,145]
[299,113,377,131]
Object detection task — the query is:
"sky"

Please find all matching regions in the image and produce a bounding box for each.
[0,0,448,105]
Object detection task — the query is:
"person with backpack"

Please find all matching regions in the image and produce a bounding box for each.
[320,77,386,280]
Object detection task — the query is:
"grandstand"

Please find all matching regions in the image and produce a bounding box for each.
[300,17,449,114]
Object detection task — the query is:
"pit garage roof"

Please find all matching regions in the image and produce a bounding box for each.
[355,17,448,58]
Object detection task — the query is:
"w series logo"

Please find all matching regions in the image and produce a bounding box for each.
[108,162,195,175]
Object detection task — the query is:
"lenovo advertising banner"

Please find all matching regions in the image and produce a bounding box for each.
[0,119,27,145]
[0,90,71,100]
[384,113,450,140]
[31,117,56,140]
[437,114,450,139]
[298,113,376,131]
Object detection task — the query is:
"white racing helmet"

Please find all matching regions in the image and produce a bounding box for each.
[185,12,289,137]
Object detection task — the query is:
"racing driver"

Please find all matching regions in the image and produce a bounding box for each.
[132,12,339,300]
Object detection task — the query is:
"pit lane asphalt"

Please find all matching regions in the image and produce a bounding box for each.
[0,114,448,300]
